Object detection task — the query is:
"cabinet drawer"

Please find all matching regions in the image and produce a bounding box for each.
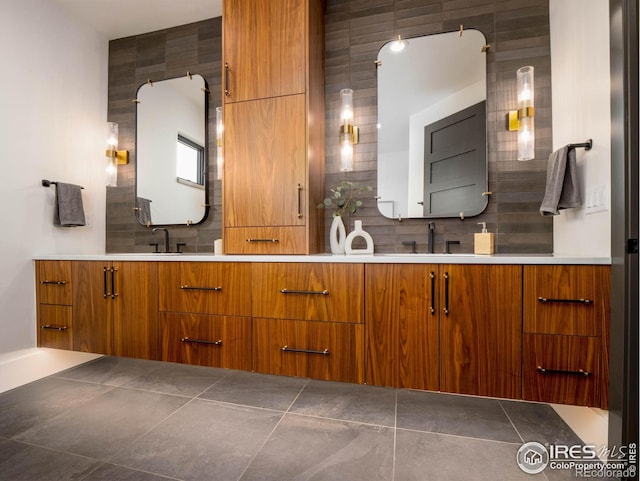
[38,304,72,350]
[523,334,600,407]
[253,318,364,383]
[523,265,609,336]
[224,227,307,254]
[252,263,364,323]
[159,262,251,316]
[36,260,72,305]
[159,312,251,370]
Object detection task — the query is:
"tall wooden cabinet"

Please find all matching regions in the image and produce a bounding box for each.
[365,264,522,399]
[222,0,325,254]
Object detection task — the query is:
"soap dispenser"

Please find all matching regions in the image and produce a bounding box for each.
[474,222,494,255]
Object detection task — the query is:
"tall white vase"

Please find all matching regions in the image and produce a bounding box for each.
[330,215,346,254]
[345,219,374,254]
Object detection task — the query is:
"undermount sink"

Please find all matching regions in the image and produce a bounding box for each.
[108,252,183,256]
[375,253,477,257]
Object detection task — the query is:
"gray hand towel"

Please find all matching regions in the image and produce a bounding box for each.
[540,146,581,216]
[54,182,86,226]
[136,197,153,226]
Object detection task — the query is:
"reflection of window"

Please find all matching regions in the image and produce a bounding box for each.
[176,134,205,187]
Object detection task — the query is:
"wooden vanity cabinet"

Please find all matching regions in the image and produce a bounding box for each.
[252,263,365,382]
[36,260,73,350]
[365,264,522,399]
[522,265,610,408]
[222,0,325,254]
[72,261,158,360]
[158,262,252,370]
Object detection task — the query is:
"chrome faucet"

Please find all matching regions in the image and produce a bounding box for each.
[427,222,436,254]
[152,228,170,253]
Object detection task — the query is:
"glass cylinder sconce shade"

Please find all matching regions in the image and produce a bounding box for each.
[106,122,119,187]
[216,107,223,180]
[339,88,358,172]
[516,66,534,161]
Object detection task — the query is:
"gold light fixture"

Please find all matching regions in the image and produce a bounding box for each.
[105,122,129,187]
[339,88,358,172]
[216,107,223,180]
[389,34,408,53]
[507,66,535,161]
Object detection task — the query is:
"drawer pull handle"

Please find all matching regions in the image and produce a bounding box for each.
[181,337,222,346]
[280,289,329,296]
[281,345,330,356]
[443,272,450,316]
[536,366,591,377]
[224,62,230,97]
[246,238,279,243]
[180,285,223,291]
[41,324,68,331]
[537,297,593,304]
[40,280,67,285]
[429,271,435,314]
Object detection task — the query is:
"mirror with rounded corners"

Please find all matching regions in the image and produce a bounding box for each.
[376,30,488,219]
[136,74,209,226]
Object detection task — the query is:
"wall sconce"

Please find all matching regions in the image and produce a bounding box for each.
[105,122,129,187]
[339,88,358,172]
[216,107,223,181]
[507,66,535,161]
[389,34,408,53]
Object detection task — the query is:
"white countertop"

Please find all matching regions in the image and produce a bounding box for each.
[33,253,611,265]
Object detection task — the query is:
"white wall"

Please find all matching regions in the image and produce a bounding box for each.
[550,0,611,257]
[0,0,108,355]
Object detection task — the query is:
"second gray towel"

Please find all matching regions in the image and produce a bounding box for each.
[54,182,86,226]
[136,197,153,226]
[540,146,581,216]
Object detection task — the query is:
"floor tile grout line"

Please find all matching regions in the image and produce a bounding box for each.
[85,460,186,481]
[391,388,398,481]
[395,425,527,446]
[282,411,396,430]
[233,377,311,481]
[497,399,526,444]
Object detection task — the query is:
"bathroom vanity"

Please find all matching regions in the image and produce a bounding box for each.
[34,254,610,408]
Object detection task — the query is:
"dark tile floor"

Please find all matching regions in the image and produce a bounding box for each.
[0,356,589,481]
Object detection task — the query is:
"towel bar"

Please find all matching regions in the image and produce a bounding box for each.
[42,179,84,189]
[567,139,592,151]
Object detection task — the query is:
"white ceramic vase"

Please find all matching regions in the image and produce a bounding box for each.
[330,215,346,254]
[345,220,374,255]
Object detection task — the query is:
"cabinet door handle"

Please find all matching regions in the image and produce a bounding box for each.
[180,285,222,291]
[429,271,435,314]
[443,271,449,316]
[41,324,68,331]
[537,297,593,305]
[224,62,230,97]
[40,280,67,285]
[536,365,591,377]
[246,238,279,243]
[297,183,303,219]
[280,289,329,296]
[110,267,118,300]
[281,345,330,356]
[103,267,110,298]
[181,337,222,346]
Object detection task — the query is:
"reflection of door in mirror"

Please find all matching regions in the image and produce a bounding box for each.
[136,74,209,226]
[376,30,488,219]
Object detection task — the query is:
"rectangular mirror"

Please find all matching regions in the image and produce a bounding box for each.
[136,74,209,226]
[376,30,488,219]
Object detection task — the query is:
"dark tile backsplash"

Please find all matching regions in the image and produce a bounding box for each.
[106,1,552,254]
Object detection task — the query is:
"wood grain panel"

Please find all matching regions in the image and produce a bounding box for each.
[223,0,306,102]
[36,260,72,305]
[252,317,363,383]
[158,262,251,315]
[111,262,159,360]
[224,227,307,255]
[523,334,600,407]
[524,265,610,336]
[252,263,364,322]
[72,261,111,355]
[440,264,522,399]
[160,312,251,370]
[224,95,306,228]
[38,304,72,350]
